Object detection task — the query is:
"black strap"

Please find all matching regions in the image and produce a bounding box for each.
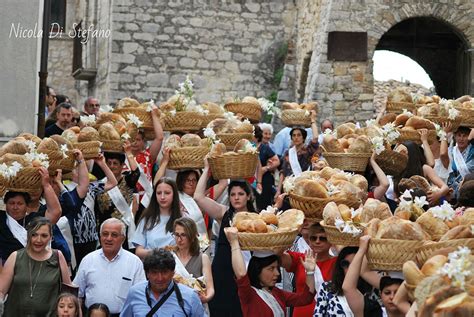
[145,283,188,317]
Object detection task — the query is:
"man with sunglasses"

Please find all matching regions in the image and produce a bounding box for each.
[280,222,336,317]
[81,97,101,116]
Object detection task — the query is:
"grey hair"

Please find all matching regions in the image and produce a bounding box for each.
[100,218,126,236]
[258,123,273,134]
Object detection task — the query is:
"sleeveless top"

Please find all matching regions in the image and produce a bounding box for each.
[185,253,203,279]
[208,209,243,317]
[4,249,61,317]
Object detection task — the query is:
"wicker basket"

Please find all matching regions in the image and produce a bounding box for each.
[288,192,361,221]
[320,221,363,247]
[6,167,42,195]
[375,149,408,177]
[208,152,258,180]
[224,102,262,123]
[168,146,210,170]
[161,112,203,132]
[322,152,371,172]
[386,101,417,114]
[455,107,474,128]
[72,141,101,159]
[423,115,462,131]
[201,114,225,128]
[415,238,474,266]
[37,148,64,161]
[113,108,153,128]
[395,128,437,144]
[216,133,254,150]
[367,238,425,271]
[101,139,123,153]
[237,229,299,251]
[48,152,76,174]
[281,110,312,127]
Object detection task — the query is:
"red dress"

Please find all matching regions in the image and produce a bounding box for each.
[134,148,153,195]
[236,274,314,317]
[287,251,337,317]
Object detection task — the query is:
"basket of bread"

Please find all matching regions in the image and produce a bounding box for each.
[403,247,474,316]
[232,208,305,251]
[112,97,153,128]
[417,97,462,131]
[224,96,263,123]
[207,116,254,150]
[393,112,437,144]
[321,123,372,172]
[208,139,259,180]
[386,88,417,114]
[286,167,365,221]
[199,102,225,128]
[38,136,76,174]
[164,134,210,170]
[415,206,474,265]
[321,198,393,247]
[280,102,317,127]
[62,126,101,159]
[454,95,474,128]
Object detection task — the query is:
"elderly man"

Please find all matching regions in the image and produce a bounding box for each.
[45,102,73,137]
[121,249,205,317]
[74,218,146,316]
[81,97,101,116]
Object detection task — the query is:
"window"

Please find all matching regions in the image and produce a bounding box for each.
[50,0,66,32]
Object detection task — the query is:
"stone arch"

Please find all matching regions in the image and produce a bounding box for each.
[375,17,470,98]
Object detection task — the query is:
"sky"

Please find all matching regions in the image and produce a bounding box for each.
[373,50,434,89]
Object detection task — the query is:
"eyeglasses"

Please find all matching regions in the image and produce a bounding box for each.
[309,235,328,242]
[340,259,351,269]
[173,232,187,239]
[185,179,197,184]
[89,104,100,107]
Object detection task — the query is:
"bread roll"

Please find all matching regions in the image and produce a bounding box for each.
[350,174,368,192]
[364,218,381,237]
[403,260,426,285]
[433,292,472,315]
[319,167,338,180]
[375,217,427,240]
[282,102,299,110]
[61,129,79,143]
[242,96,259,105]
[338,204,352,221]
[95,112,124,126]
[181,134,202,147]
[336,123,355,138]
[294,179,329,198]
[416,212,450,241]
[233,139,252,153]
[347,135,372,153]
[0,153,31,167]
[394,113,411,126]
[323,135,344,153]
[117,97,140,108]
[460,208,474,226]
[164,135,181,149]
[210,143,226,156]
[78,127,100,142]
[405,116,434,130]
[301,101,318,111]
[49,135,73,150]
[18,133,42,145]
[201,102,224,114]
[209,118,230,134]
[398,178,418,192]
[388,88,412,103]
[260,212,278,226]
[410,175,431,194]
[252,219,268,233]
[0,140,29,156]
[37,137,59,152]
[235,122,254,133]
[236,219,253,232]
[439,225,473,241]
[98,123,121,140]
[419,286,465,317]
[159,102,176,112]
[421,254,448,276]
[323,202,342,226]
[379,113,397,125]
[277,209,304,231]
[360,198,392,223]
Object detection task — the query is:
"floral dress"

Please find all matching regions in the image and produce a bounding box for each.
[314,282,353,317]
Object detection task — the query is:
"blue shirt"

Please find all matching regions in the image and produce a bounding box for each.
[120,280,206,317]
[273,127,314,157]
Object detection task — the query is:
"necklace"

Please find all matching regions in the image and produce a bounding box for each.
[28,257,44,298]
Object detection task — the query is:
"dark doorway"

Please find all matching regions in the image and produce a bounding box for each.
[376,17,470,99]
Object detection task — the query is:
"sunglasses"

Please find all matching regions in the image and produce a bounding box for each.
[89,104,100,107]
[340,259,351,269]
[309,235,328,242]
[172,232,187,239]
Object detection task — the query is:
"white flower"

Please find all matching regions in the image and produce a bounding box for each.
[382,123,400,143]
[224,111,237,120]
[40,160,49,169]
[262,205,277,214]
[60,144,68,158]
[414,196,428,209]
[351,208,361,220]
[100,104,114,113]
[402,109,414,117]
[434,123,447,142]
[283,176,296,193]
[439,247,472,289]
[341,223,362,236]
[334,218,345,230]
[25,140,36,152]
[170,109,176,116]
[323,128,335,136]
[365,119,376,127]
[257,98,276,114]
[0,161,23,179]
[121,133,130,140]
[448,107,460,120]
[146,99,154,112]
[127,114,143,128]
[439,98,448,105]
[371,136,385,155]
[304,110,310,116]
[80,114,96,125]
[203,127,216,140]
[326,182,340,196]
[429,201,455,221]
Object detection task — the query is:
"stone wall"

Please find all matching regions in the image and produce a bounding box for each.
[109,0,295,104]
[48,38,79,104]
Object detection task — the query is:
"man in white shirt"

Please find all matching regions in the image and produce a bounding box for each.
[74,218,146,315]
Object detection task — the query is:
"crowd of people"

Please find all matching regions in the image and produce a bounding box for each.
[0,88,473,317]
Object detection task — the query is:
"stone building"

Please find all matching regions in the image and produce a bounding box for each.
[48,0,474,125]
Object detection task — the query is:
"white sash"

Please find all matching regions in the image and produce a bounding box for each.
[313,264,325,297]
[57,216,76,269]
[105,181,136,249]
[289,146,303,177]
[125,158,153,208]
[337,295,355,317]
[6,212,27,247]
[64,182,95,212]
[453,145,470,177]
[251,287,285,317]
[179,192,208,239]
[172,252,194,278]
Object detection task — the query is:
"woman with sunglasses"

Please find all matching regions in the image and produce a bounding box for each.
[313,246,377,317]
[171,217,214,312]
[281,222,336,317]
